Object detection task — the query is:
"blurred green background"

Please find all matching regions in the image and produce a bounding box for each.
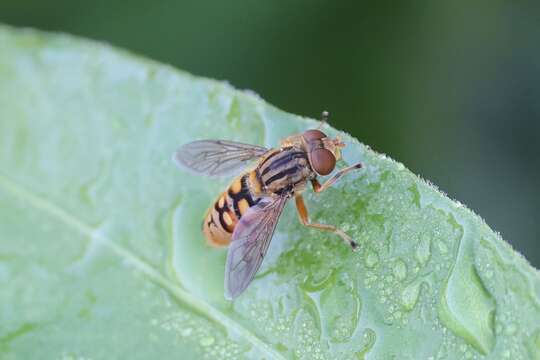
[1,1,539,266]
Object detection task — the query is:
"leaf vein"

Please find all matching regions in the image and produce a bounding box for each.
[0,174,285,360]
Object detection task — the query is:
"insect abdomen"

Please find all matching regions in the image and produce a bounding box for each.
[203,173,260,246]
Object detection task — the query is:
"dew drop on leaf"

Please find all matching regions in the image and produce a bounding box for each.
[319,280,361,343]
[416,234,431,266]
[365,250,379,269]
[199,336,215,347]
[393,258,408,281]
[401,281,422,312]
[355,328,376,359]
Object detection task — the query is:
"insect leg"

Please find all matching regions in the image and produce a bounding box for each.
[311,162,362,193]
[295,195,358,250]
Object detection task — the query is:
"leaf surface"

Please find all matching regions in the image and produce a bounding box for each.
[1,25,539,359]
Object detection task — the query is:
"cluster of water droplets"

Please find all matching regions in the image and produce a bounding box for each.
[241,296,297,351]
[161,142,540,359]
[348,168,461,333]
[227,212,376,359]
[239,162,477,358]
[155,312,245,360]
[472,236,540,359]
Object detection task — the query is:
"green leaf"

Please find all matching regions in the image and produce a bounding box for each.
[1,24,539,360]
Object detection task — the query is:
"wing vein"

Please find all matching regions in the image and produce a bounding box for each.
[174,140,268,177]
[225,196,288,299]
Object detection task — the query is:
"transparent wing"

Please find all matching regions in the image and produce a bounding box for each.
[224,196,289,300]
[173,140,268,177]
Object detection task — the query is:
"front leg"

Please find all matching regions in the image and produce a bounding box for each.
[311,162,362,193]
[295,195,358,250]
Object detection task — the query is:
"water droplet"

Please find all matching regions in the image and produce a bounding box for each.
[355,328,376,359]
[504,322,517,336]
[393,259,407,281]
[200,336,215,347]
[437,240,449,254]
[415,234,431,266]
[181,327,193,337]
[302,268,335,292]
[319,281,361,343]
[401,281,421,311]
[437,216,495,355]
[365,250,379,268]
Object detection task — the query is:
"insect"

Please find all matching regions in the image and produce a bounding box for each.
[173,112,362,299]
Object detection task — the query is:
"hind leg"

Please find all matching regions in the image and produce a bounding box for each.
[295,195,358,250]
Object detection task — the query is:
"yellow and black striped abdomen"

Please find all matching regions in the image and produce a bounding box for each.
[203,173,261,246]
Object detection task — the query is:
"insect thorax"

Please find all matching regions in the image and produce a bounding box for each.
[257,147,313,196]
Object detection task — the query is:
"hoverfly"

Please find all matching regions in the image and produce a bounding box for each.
[173,112,362,299]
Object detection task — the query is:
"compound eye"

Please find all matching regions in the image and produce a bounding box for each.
[311,148,336,175]
[303,129,327,141]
